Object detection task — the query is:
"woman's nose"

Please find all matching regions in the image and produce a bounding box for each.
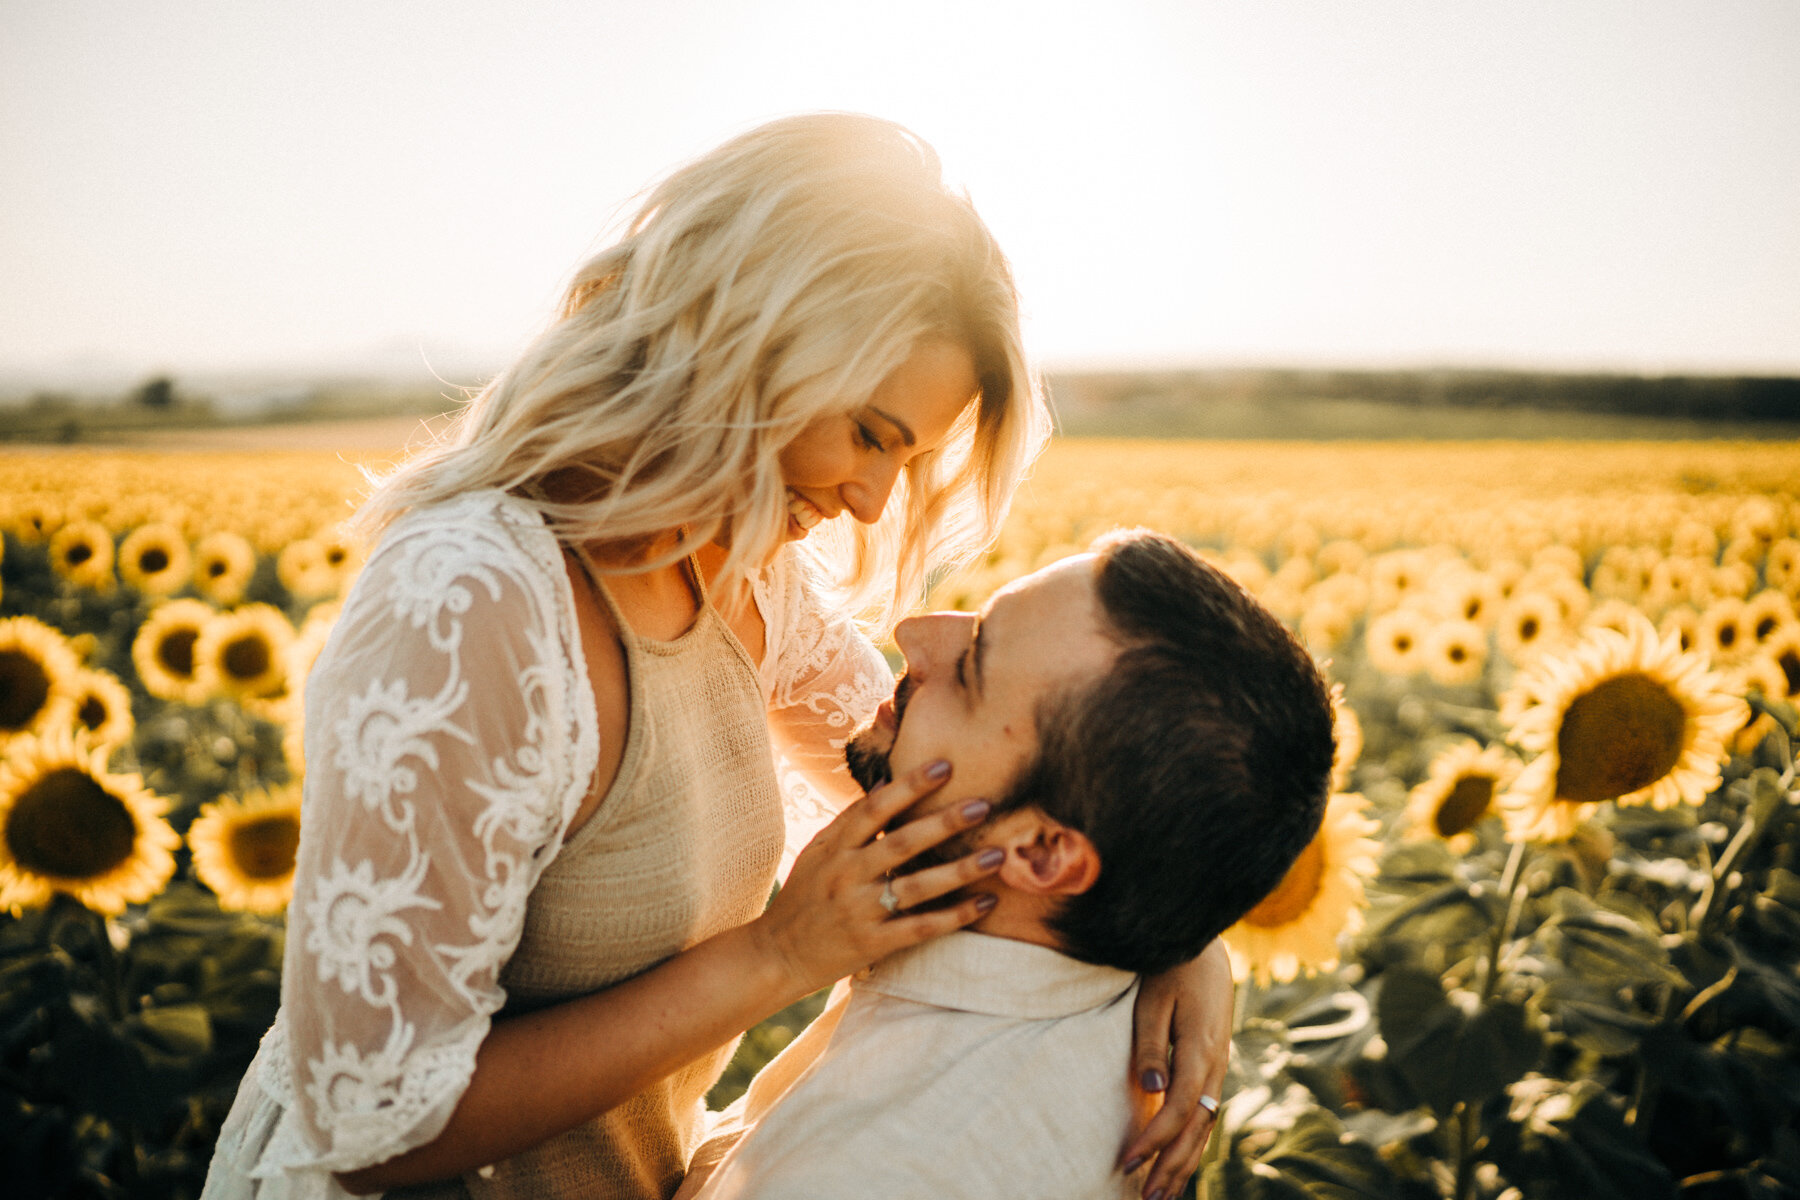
[840,458,903,524]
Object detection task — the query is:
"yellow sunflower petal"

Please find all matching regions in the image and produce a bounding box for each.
[0,727,179,916]
[1222,792,1381,986]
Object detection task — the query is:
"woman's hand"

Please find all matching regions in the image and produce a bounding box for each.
[1118,938,1234,1200]
[752,759,1002,996]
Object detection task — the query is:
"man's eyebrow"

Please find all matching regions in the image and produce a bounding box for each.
[970,614,988,700]
[868,406,917,447]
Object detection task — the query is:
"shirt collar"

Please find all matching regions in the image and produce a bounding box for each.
[855,931,1137,1019]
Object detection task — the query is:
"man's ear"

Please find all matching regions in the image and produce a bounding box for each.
[987,809,1101,897]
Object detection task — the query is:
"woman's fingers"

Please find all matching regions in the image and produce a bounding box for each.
[883,845,1005,912]
[874,794,992,871]
[1120,944,1234,1198]
[830,759,954,848]
[881,890,997,947]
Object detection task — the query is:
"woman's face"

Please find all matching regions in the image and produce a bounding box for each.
[778,339,979,540]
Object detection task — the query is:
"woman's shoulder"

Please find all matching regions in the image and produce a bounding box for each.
[366,489,560,581]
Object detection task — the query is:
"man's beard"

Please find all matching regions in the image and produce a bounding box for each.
[843,673,980,877]
[845,673,914,792]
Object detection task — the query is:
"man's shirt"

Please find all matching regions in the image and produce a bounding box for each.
[689,931,1145,1200]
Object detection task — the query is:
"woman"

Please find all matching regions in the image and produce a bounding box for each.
[203,114,1230,1200]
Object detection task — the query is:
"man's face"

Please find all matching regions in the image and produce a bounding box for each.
[846,554,1118,831]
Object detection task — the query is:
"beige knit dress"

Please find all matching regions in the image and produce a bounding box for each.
[437,550,787,1200]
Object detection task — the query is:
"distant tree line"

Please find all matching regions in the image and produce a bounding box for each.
[1052,368,1800,423]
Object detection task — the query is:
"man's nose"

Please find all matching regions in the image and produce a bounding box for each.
[893,611,973,675]
[839,457,903,524]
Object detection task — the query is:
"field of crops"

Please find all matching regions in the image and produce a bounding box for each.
[3,440,1798,1199]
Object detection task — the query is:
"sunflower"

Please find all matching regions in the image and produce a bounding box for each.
[1727,656,1788,756]
[277,537,342,599]
[1299,601,1355,652]
[1430,570,1502,627]
[131,599,217,704]
[6,494,64,544]
[1422,619,1488,687]
[186,785,302,913]
[1766,539,1800,593]
[1404,740,1520,852]
[1222,792,1381,986]
[1764,628,1800,701]
[1369,551,1431,614]
[1499,614,1745,843]
[117,522,192,597]
[1745,590,1796,649]
[192,530,258,605]
[1658,606,1702,656]
[1697,597,1751,664]
[67,668,135,751]
[47,520,116,592]
[0,728,179,916]
[1590,547,1651,603]
[1366,607,1429,676]
[1583,599,1643,639]
[0,616,81,745]
[1496,592,1565,665]
[194,604,293,701]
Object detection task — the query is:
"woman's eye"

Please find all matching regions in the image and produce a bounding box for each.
[856,423,886,453]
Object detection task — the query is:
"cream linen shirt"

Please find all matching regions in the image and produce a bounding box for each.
[688,932,1146,1200]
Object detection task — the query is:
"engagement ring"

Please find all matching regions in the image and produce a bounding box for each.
[878,879,902,916]
[1199,1093,1220,1115]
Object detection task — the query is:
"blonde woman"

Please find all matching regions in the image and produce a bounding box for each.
[203,115,1232,1200]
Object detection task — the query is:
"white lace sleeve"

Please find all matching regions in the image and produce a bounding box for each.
[253,493,596,1179]
[753,548,894,876]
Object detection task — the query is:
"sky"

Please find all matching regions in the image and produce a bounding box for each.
[3,0,1798,388]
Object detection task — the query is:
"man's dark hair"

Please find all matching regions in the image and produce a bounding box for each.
[998,529,1336,975]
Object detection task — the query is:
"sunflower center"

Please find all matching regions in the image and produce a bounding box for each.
[1393,634,1413,653]
[228,813,300,880]
[0,649,52,731]
[140,548,170,574]
[65,543,93,567]
[1554,672,1687,804]
[1447,644,1468,664]
[1435,775,1495,837]
[207,559,228,578]
[326,547,347,567]
[1241,837,1325,928]
[1755,616,1778,641]
[157,629,199,678]
[5,768,136,879]
[1779,649,1800,696]
[77,695,107,731]
[1717,624,1738,650]
[1519,617,1540,641]
[223,634,272,681]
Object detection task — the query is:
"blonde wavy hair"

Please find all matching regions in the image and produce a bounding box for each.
[357,112,1050,629]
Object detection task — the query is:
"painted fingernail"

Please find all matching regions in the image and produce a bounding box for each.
[960,798,991,821]
[977,848,1005,869]
[974,893,998,913]
[1141,1067,1168,1093]
[1121,1156,1145,1175]
[925,759,952,780]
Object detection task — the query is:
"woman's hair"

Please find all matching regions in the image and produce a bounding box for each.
[357,112,1050,628]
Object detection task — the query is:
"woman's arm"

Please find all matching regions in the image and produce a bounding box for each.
[338,760,1001,1194]
[1117,938,1234,1200]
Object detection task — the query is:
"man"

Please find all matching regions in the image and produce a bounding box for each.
[684,529,1336,1200]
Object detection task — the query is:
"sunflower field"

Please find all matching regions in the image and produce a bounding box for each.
[3,440,1799,1200]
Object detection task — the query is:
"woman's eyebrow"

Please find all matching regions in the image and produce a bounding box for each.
[867,406,917,447]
